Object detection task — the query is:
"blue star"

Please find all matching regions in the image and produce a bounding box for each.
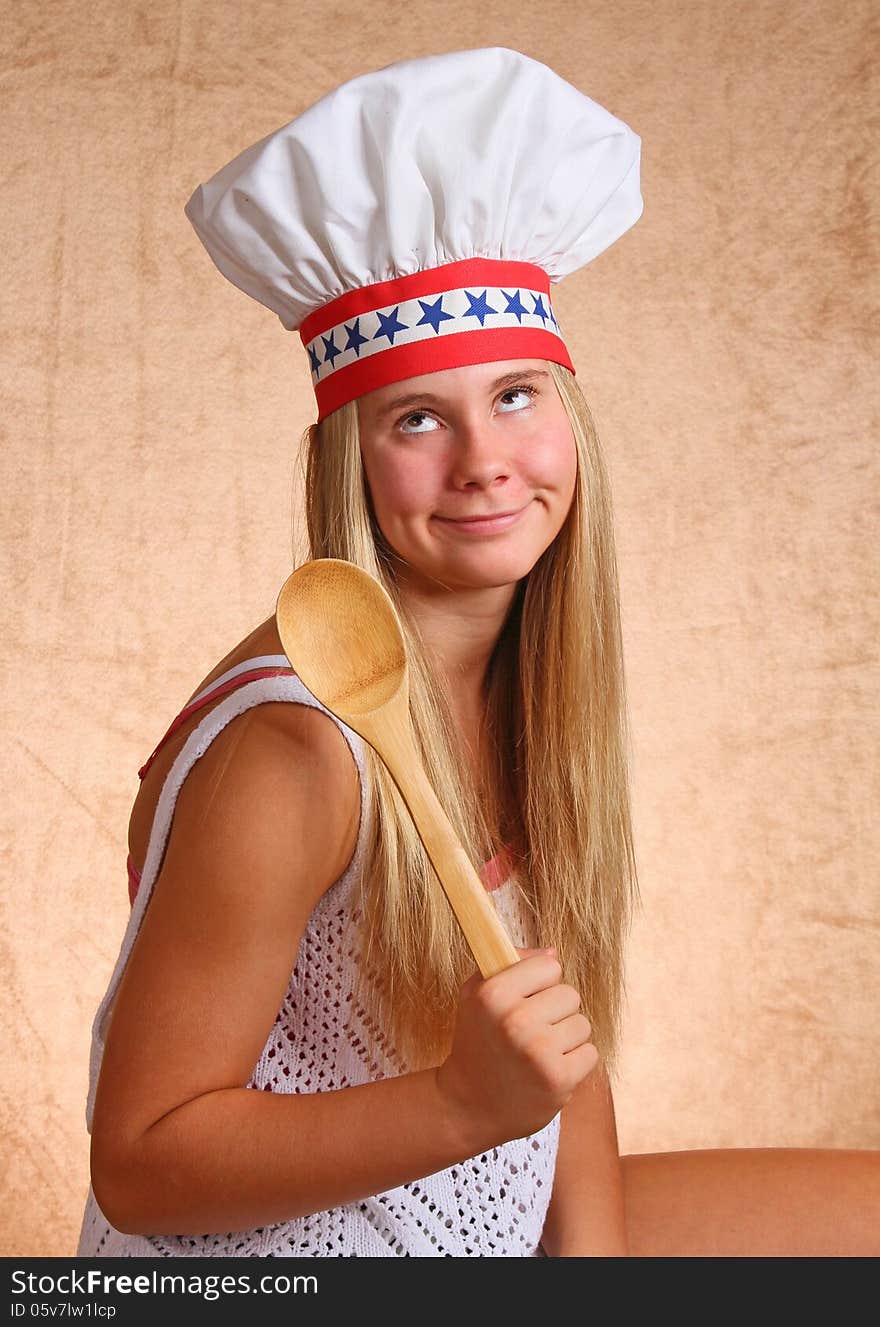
[548,303,560,331]
[308,343,322,375]
[502,289,528,324]
[462,289,497,327]
[373,306,409,346]
[343,317,368,357]
[416,295,454,334]
[321,331,341,367]
[531,294,548,323]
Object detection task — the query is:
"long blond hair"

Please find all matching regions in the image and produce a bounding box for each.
[292,360,641,1083]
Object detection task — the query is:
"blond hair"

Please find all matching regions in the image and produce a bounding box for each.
[292,361,641,1083]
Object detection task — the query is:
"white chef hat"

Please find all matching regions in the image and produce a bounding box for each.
[184,47,643,423]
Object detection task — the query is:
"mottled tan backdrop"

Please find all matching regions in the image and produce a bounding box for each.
[2,0,877,1256]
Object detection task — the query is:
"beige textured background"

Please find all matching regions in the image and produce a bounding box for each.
[2,1,877,1257]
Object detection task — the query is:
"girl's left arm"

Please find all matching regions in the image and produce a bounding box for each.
[540,1059,630,1257]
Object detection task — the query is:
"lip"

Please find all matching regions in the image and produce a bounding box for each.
[434,501,533,534]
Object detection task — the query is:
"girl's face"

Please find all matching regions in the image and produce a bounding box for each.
[356,359,577,592]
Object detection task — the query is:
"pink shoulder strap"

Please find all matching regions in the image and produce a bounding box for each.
[127,655,517,905]
[128,657,295,906]
[137,661,296,782]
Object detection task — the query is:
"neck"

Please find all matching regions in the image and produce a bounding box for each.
[392,568,525,856]
[393,565,521,708]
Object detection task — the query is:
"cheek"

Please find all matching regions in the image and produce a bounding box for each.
[363,449,440,523]
[521,418,577,491]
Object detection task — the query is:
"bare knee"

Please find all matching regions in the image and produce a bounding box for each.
[620,1148,880,1257]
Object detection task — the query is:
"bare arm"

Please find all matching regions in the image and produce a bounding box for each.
[539,1059,630,1257]
[97,1066,488,1236]
[90,703,494,1236]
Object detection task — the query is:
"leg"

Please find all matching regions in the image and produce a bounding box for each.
[620,1148,880,1256]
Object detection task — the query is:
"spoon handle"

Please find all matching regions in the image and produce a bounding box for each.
[359,714,522,979]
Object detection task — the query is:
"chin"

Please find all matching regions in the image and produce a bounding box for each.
[430,551,540,589]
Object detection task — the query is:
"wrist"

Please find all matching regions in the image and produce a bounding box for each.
[429,1064,498,1161]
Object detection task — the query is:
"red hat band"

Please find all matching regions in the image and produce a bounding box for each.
[299,257,574,422]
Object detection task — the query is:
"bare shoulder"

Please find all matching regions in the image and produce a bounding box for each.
[128,612,364,873]
[239,698,364,874]
[186,695,363,896]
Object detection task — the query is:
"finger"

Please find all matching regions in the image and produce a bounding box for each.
[484,951,563,1003]
[524,983,584,1025]
[564,1041,600,1077]
[552,1013,594,1054]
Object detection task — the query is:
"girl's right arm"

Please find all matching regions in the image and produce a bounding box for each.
[90,702,595,1237]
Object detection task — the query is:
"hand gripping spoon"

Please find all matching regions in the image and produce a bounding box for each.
[275,558,521,979]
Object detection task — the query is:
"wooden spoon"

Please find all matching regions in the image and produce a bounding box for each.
[275,558,521,978]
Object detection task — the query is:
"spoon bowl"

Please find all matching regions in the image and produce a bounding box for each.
[276,557,407,716]
[276,558,520,978]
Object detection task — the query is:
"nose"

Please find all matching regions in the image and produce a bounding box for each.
[448,413,513,491]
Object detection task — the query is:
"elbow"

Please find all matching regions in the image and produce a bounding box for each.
[90,1165,129,1235]
[89,1140,145,1236]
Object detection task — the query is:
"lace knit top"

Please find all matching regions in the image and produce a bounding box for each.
[76,655,560,1257]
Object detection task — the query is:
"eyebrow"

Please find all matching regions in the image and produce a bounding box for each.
[376,368,551,419]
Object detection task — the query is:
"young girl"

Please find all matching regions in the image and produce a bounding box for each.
[76,47,644,1257]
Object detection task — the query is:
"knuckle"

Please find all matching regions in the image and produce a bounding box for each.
[501,1005,530,1043]
[576,1013,593,1039]
[526,1026,554,1060]
[470,977,495,1008]
[579,1042,600,1073]
[476,983,507,1023]
[544,1063,570,1099]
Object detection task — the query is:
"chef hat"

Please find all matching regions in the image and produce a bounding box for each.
[184,47,643,423]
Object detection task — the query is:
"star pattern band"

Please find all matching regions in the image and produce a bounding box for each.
[305,283,563,384]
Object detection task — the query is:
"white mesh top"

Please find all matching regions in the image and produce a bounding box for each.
[76,656,561,1257]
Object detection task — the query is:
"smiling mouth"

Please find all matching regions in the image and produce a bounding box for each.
[439,507,524,521]
[433,502,533,532]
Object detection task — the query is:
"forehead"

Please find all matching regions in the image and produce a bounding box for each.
[356,359,551,422]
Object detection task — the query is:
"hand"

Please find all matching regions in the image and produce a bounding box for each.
[435,946,598,1146]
